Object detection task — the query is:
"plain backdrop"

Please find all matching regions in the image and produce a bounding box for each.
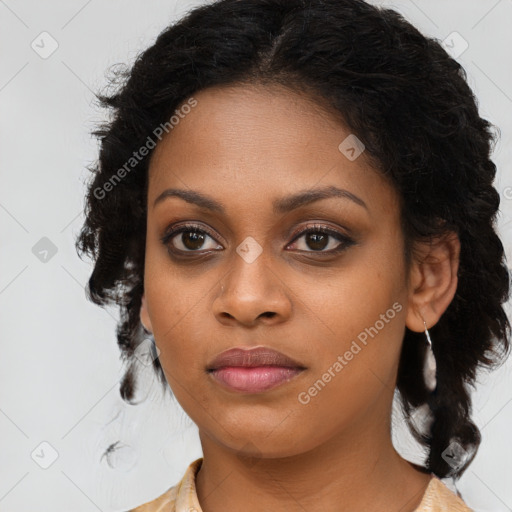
[1,1,511,511]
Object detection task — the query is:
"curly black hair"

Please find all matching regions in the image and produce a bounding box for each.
[75,0,511,480]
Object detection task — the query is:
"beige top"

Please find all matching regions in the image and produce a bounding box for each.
[127,457,473,512]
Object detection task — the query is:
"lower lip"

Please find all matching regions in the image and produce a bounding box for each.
[209,366,304,393]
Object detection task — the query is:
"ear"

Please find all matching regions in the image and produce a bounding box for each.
[405,230,460,332]
[140,293,153,334]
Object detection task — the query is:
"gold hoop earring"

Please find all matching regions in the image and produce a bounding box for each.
[422,318,437,392]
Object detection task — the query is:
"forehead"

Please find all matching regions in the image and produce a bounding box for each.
[147,83,399,220]
[149,83,349,170]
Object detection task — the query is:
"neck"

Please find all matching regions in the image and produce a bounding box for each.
[195,409,432,512]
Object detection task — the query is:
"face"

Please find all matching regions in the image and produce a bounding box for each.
[141,83,413,458]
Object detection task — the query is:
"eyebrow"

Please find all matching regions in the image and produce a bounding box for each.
[153,185,368,214]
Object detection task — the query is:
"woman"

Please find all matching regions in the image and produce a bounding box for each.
[75,0,511,510]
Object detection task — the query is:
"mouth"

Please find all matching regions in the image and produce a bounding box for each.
[206,346,306,393]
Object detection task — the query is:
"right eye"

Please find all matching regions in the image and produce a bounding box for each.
[160,223,223,253]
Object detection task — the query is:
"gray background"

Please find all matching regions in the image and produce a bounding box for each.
[1,1,511,511]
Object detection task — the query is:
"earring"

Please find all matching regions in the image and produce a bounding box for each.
[422,318,437,392]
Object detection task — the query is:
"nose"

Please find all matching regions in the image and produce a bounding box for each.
[212,245,292,327]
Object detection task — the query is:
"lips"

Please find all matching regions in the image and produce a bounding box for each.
[206,346,305,371]
[206,346,306,393]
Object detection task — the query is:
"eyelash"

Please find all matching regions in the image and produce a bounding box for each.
[160,222,355,257]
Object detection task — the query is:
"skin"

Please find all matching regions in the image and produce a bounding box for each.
[140,83,460,512]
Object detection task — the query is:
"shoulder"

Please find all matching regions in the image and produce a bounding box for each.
[415,475,473,512]
[126,457,203,512]
[127,486,177,512]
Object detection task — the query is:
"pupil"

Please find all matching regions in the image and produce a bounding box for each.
[308,233,328,251]
[183,231,205,250]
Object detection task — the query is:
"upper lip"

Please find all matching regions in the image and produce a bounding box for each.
[207,346,305,371]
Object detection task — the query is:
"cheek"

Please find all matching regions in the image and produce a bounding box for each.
[295,301,406,441]
[307,238,407,389]
[143,257,203,364]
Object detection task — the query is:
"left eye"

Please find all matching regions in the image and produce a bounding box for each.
[287,226,353,253]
